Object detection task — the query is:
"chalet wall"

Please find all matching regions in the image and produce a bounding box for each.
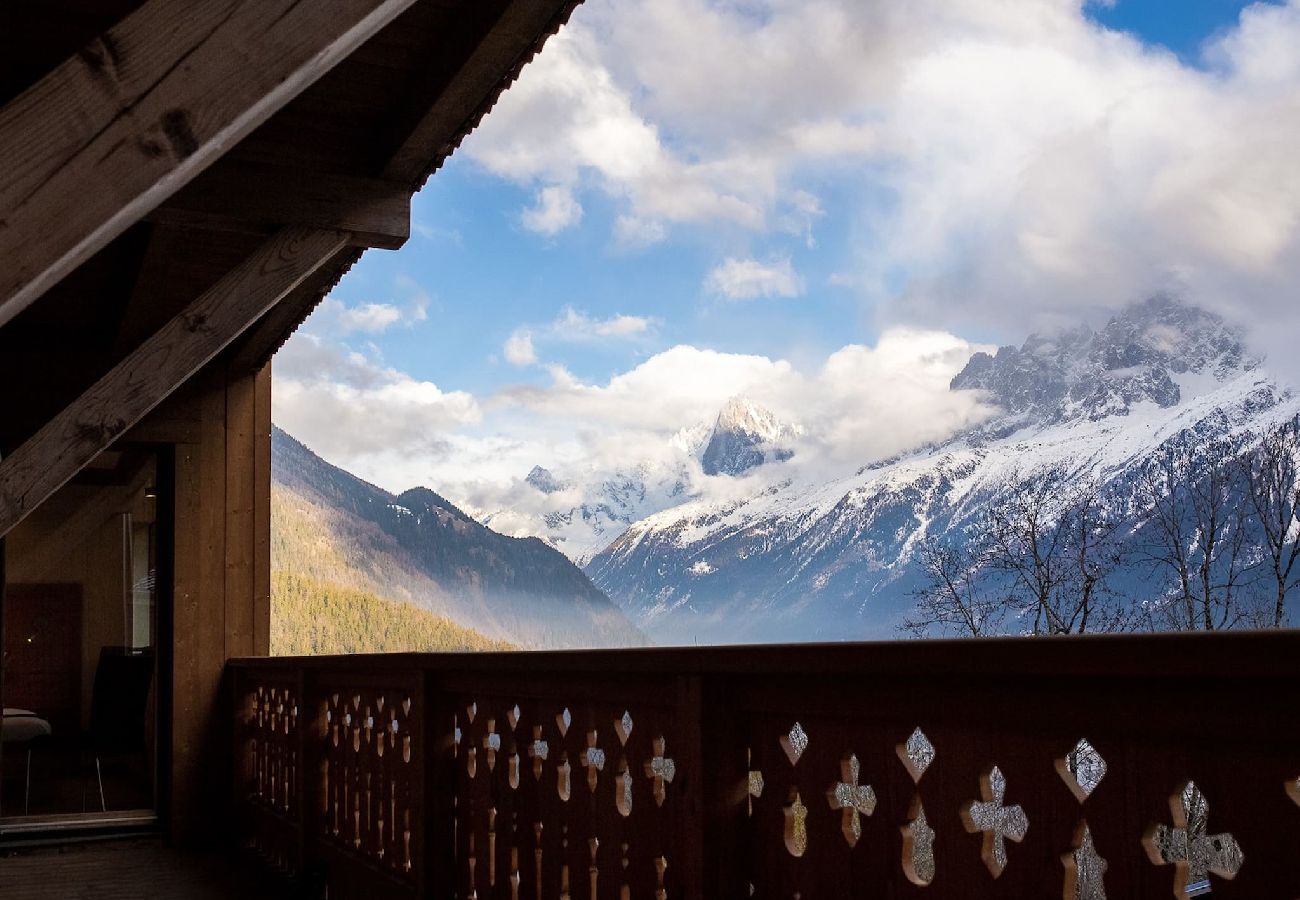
[164,359,272,841]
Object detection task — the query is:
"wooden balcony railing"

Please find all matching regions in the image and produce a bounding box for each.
[228,631,1299,899]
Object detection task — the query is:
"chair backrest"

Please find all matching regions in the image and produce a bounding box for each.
[88,646,154,756]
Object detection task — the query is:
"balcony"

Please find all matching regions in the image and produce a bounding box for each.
[228,630,1298,899]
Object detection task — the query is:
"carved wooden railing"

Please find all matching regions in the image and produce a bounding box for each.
[229,631,1299,899]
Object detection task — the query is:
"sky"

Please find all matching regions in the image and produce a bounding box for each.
[274,0,1300,517]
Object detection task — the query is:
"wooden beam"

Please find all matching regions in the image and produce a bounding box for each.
[383,0,578,185]
[0,227,349,539]
[0,0,416,329]
[150,163,411,250]
[225,245,362,375]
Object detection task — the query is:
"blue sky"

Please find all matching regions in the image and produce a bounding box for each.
[1091,0,1273,62]
[276,0,1300,514]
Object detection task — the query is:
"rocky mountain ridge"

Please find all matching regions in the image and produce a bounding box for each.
[585,297,1297,644]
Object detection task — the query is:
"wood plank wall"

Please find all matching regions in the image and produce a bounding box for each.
[167,359,271,841]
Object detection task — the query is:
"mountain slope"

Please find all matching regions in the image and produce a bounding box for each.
[586,298,1299,644]
[271,571,516,655]
[272,426,643,649]
[480,398,800,564]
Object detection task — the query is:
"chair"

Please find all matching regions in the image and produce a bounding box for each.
[2,708,52,814]
[86,646,153,811]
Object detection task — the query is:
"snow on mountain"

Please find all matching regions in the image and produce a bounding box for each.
[585,297,1297,645]
[478,398,800,564]
[700,396,801,476]
[525,465,566,494]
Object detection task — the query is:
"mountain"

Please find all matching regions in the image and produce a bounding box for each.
[700,396,799,476]
[271,426,643,649]
[480,397,799,564]
[585,297,1299,645]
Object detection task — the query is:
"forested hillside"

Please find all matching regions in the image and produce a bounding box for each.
[271,426,642,650]
[271,571,515,654]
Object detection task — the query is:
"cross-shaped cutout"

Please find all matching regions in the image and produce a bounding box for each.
[581,730,606,793]
[1143,781,1244,898]
[528,725,548,780]
[901,795,936,886]
[556,753,571,802]
[643,736,676,806]
[826,753,876,847]
[483,718,501,771]
[508,750,521,789]
[1061,820,1108,900]
[615,759,633,817]
[960,765,1029,878]
[783,789,808,857]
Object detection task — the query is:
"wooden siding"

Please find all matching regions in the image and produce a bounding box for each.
[168,360,271,842]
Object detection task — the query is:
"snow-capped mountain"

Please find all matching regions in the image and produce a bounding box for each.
[585,297,1299,645]
[700,396,801,476]
[479,398,800,563]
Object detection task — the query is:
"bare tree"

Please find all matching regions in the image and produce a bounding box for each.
[904,472,1131,638]
[1055,479,1132,633]
[982,473,1130,635]
[983,475,1071,634]
[1138,443,1264,630]
[903,535,1002,637]
[1240,416,1300,627]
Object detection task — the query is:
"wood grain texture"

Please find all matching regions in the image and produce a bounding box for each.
[253,362,271,656]
[0,227,348,540]
[382,0,576,186]
[224,368,255,660]
[229,631,1300,899]
[151,162,411,250]
[0,0,415,326]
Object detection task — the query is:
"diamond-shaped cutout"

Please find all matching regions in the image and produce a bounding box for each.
[507,704,521,730]
[556,707,571,737]
[780,722,809,766]
[615,710,634,745]
[466,701,477,724]
[897,727,935,783]
[1056,738,1107,803]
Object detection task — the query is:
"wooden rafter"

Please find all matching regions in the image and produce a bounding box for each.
[0,227,349,539]
[150,162,411,251]
[383,0,580,185]
[0,0,416,329]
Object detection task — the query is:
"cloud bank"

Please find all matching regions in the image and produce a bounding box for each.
[464,0,1300,355]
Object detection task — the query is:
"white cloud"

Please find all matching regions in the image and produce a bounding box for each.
[612,214,666,247]
[520,185,584,234]
[337,302,402,334]
[501,308,658,368]
[503,330,538,366]
[462,0,1300,361]
[273,324,995,524]
[553,307,653,339]
[310,275,431,337]
[273,333,481,488]
[706,257,803,299]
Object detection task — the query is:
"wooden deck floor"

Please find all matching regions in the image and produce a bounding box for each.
[0,838,288,899]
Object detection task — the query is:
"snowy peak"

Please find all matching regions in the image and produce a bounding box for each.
[701,396,799,476]
[526,465,566,495]
[951,296,1252,423]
